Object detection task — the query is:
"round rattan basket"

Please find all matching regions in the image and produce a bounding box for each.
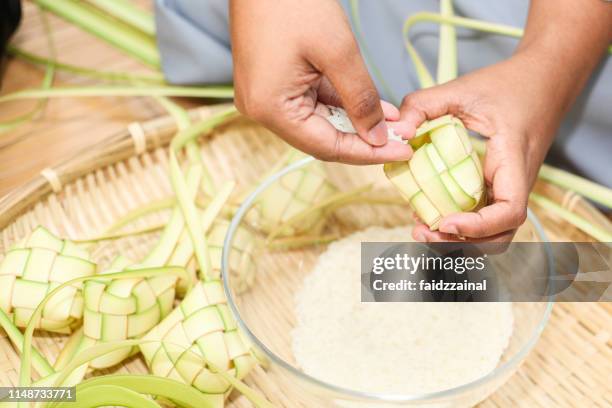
[0,104,610,407]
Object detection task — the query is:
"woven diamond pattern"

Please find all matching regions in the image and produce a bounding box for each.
[82,255,177,368]
[385,115,485,229]
[251,150,338,236]
[207,219,256,292]
[140,281,256,403]
[0,227,95,333]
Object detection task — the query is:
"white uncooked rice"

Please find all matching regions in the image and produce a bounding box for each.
[324,105,402,141]
[292,226,513,395]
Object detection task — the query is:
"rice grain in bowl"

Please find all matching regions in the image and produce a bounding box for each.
[292,226,514,396]
[222,157,553,407]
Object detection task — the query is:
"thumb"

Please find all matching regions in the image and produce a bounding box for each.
[314,43,388,146]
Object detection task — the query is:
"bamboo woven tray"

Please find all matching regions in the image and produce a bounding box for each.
[0,105,610,407]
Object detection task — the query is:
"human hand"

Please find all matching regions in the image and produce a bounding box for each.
[229,0,412,164]
[400,52,568,243]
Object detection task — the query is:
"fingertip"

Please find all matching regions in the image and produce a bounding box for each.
[439,211,488,238]
[412,224,429,242]
[381,100,400,121]
[399,103,426,126]
[366,120,388,146]
[388,121,416,139]
[439,212,471,230]
[438,222,459,235]
[422,228,464,242]
[384,140,412,161]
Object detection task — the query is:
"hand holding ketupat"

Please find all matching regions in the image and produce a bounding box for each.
[229,0,612,243]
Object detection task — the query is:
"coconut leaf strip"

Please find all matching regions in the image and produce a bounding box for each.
[0,86,234,104]
[19,267,189,387]
[7,45,164,83]
[530,193,612,242]
[51,384,161,408]
[0,308,54,377]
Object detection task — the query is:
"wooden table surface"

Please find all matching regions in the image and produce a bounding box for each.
[0,1,199,198]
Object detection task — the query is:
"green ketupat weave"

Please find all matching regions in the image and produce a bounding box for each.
[207,219,256,293]
[0,226,95,334]
[249,149,338,237]
[140,281,257,408]
[384,115,485,230]
[82,255,177,368]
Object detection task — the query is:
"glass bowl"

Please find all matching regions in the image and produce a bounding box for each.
[222,156,553,408]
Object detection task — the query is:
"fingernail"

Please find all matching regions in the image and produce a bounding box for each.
[367,120,388,146]
[440,224,458,235]
[415,232,427,242]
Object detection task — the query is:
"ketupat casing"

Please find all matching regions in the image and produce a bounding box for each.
[0,226,95,333]
[207,219,256,293]
[248,148,338,237]
[384,115,485,230]
[82,255,177,369]
[140,280,257,407]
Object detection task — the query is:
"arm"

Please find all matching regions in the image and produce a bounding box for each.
[513,0,612,137]
[400,0,612,243]
[518,0,612,113]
